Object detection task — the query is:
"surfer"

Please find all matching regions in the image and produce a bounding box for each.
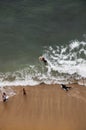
[39,56,47,65]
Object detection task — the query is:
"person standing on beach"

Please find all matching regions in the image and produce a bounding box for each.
[23,88,26,95]
[2,92,7,102]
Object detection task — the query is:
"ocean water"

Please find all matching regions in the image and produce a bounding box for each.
[0,0,86,87]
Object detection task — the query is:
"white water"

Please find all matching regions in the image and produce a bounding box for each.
[0,40,86,88]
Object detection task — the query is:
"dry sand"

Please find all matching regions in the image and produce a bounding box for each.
[0,83,86,130]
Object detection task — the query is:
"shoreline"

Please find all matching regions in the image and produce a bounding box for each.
[0,83,86,130]
[0,81,86,101]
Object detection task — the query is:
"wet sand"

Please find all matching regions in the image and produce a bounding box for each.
[0,83,86,130]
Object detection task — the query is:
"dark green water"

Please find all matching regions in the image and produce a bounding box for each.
[0,0,86,72]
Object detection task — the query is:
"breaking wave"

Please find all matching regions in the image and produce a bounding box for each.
[0,40,86,88]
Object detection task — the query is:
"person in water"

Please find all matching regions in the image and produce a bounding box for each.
[39,56,47,65]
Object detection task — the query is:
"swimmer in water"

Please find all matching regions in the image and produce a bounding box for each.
[39,56,47,65]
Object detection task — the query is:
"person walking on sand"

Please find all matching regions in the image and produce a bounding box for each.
[23,88,26,95]
[2,92,8,102]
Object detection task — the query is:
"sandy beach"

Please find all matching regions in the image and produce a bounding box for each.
[0,83,86,130]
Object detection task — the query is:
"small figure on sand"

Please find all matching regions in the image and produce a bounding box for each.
[39,56,47,65]
[2,92,8,102]
[61,84,71,92]
[23,88,26,95]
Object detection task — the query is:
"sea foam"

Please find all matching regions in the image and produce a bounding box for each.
[0,40,86,88]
